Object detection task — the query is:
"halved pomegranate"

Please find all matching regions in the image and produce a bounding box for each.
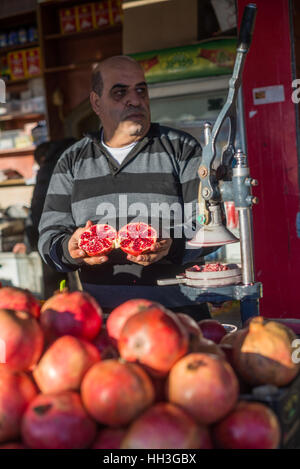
[78,224,117,257]
[118,222,157,257]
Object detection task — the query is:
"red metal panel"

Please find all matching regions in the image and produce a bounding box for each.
[237,0,300,317]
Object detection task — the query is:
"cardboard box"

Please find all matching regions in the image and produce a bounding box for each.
[7,51,26,80]
[24,48,41,77]
[59,7,77,34]
[77,3,94,31]
[122,0,198,55]
[110,0,123,25]
[93,1,111,28]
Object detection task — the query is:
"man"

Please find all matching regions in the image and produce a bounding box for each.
[38,55,216,318]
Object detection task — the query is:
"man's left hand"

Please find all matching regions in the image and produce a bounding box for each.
[126,238,172,266]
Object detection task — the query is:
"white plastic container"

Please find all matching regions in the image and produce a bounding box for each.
[31,96,45,113]
[0,252,44,299]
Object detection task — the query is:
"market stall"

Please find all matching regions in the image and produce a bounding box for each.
[0,0,300,452]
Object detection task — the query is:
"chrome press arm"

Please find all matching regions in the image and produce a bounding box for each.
[198,3,257,223]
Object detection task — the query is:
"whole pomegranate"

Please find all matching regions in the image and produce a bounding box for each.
[106,298,154,345]
[21,391,97,449]
[79,223,117,257]
[220,328,248,371]
[0,309,44,371]
[91,428,126,449]
[0,368,37,443]
[118,222,157,256]
[92,328,119,359]
[220,328,246,347]
[81,359,154,427]
[212,401,281,449]
[121,402,213,449]
[219,343,235,367]
[33,335,101,393]
[40,290,102,342]
[195,337,225,359]
[233,317,300,387]
[219,329,252,392]
[0,286,40,318]
[198,319,227,344]
[118,305,188,376]
[176,313,203,352]
[167,353,239,424]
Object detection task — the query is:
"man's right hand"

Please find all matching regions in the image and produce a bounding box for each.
[13,243,27,254]
[68,220,109,266]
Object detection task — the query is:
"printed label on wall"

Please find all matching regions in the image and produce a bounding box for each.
[253,85,285,105]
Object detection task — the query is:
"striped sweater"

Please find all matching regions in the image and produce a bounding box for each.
[38,123,215,308]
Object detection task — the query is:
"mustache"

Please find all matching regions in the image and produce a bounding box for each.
[122,107,147,118]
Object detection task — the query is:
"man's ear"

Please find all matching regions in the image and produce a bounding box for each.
[90,91,101,116]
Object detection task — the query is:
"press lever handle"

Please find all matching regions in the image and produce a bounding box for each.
[238,3,257,50]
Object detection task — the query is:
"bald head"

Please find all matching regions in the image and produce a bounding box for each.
[90,55,150,145]
[91,56,144,97]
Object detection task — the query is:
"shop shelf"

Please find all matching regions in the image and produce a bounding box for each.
[44,24,121,41]
[43,62,94,73]
[0,146,35,157]
[0,112,44,122]
[0,41,39,55]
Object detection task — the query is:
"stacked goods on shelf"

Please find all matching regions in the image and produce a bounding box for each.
[0,26,38,49]
[0,8,39,84]
[38,0,123,140]
[59,0,123,34]
[7,47,41,81]
[0,280,299,449]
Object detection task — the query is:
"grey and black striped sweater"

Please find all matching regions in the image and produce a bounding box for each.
[38,123,215,309]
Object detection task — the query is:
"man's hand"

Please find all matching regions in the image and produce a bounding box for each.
[126,238,172,266]
[68,220,109,266]
[13,243,27,254]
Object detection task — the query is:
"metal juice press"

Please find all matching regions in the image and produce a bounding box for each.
[157,4,262,324]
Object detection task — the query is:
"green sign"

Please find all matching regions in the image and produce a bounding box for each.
[131,38,237,84]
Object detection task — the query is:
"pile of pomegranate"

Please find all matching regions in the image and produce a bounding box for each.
[0,285,298,449]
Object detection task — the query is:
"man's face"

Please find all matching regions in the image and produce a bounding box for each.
[91,61,151,141]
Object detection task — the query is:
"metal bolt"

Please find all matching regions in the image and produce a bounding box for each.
[246,195,259,205]
[199,166,208,178]
[202,188,210,198]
